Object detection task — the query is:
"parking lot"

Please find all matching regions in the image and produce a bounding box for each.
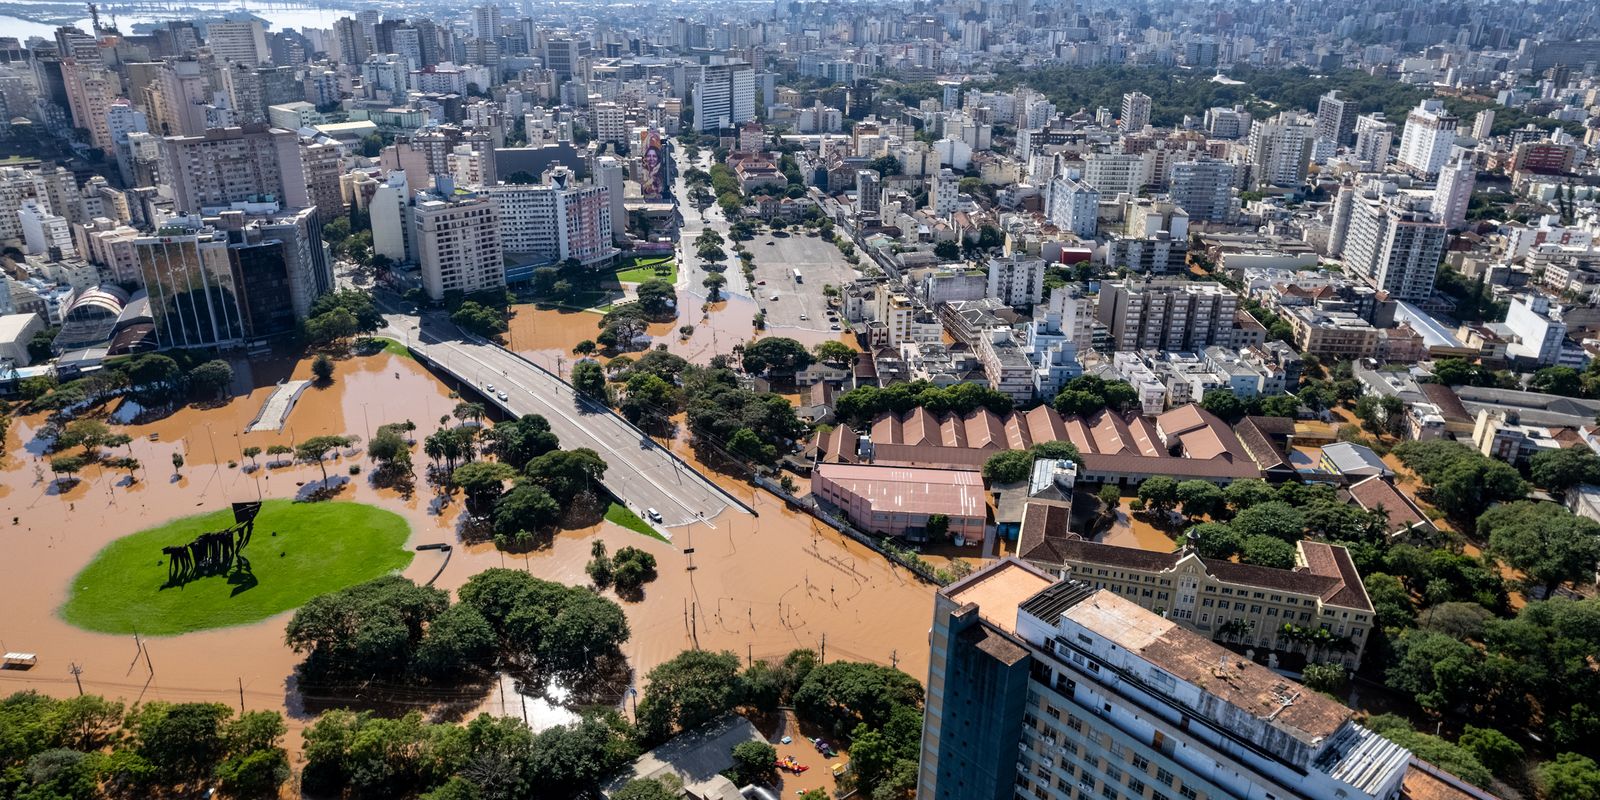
[747,230,861,332]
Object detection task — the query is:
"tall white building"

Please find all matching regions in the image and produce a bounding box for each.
[1119,91,1151,131]
[930,168,959,216]
[61,59,117,153]
[470,4,502,41]
[1352,113,1394,171]
[1471,109,1495,141]
[1431,154,1475,231]
[1247,114,1314,190]
[1045,171,1099,237]
[1342,181,1447,301]
[986,255,1047,307]
[918,559,1415,800]
[482,167,615,267]
[1503,294,1568,367]
[206,20,268,66]
[593,156,627,238]
[149,58,211,137]
[0,167,45,242]
[1081,151,1147,195]
[159,124,310,213]
[411,191,503,300]
[692,62,756,132]
[1396,99,1459,179]
[18,200,75,257]
[1314,89,1356,145]
[370,171,412,264]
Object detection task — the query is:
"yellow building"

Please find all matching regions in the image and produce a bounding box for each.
[1017,502,1374,666]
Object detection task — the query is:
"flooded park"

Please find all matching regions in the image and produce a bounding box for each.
[0,340,935,741]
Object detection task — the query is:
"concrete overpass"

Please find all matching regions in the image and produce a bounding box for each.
[381,312,749,530]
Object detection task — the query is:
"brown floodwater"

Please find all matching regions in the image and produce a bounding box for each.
[0,348,935,743]
[505,296,851,372]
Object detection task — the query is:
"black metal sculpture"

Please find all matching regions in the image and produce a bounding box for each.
[161,518,256,588]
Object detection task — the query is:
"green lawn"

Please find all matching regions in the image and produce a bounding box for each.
[61,500,414,635]
[614,255,677,284]
[604,502,670,543]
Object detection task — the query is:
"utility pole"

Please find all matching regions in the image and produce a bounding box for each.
[891,650,898,669]
[237,678,245,714]
[820,634,826,664]
[70,663,83,695]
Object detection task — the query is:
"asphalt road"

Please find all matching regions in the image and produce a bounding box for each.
[382,312,746,529]
[748,230,858,331]
[673,149,750,301]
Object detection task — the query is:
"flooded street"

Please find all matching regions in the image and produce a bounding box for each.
[0,345,935,738]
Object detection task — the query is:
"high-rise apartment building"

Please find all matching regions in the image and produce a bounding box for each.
[593,156,626,238]
[1351,114,1393,171]
[1046,172,1099,237]
[482,167,615,267]
[856,169,881,219]
[1096,277,1240,352]
[1314,89,1357,145]
[987,255,1047,307]
[159,124,310,213]
[1471,109,1495,141]
[1247,114,1314,190]
[148,58,211,137]
[1081,151,1147,196]
[206,20,268,66]
[369,170,411,264]
[300,137,346,222]
[1119,91,1151,132]
[1167,158,1235,223]
[411,190,504,300]
[1396,99,1459,179]
[918,559,1413,800]
[1342,181,1447,301]
[471,5,502,42]
[1432,154,1475,231]
[61,59,117,153]
[692,62,755,132]
[18,200,75,257]
[332,18,369,66]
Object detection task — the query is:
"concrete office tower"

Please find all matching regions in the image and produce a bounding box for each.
[160,124,310,213]
[692,62,755,132]
[1315,89,1357,145]
[1096,277,1240,351]
[930,168,959,216]
[543,37,578,81]
[1167,157,1235,223]
[1432,154,1476,231]
[1342,181,1447,301]
[136,221,244,347]
[370,171,411,264]
[1045,172,1098,237]
[594,156,626,238]
[148,59,211,137]
[1352,113,1394,170]
[332,18,369,66]
[1246,114,1314,190]
[210,205,331,329]
[412,191,503,301]
[1397,99,1459,178]
[1119,91,1151,132]
[1472,109,1495,141]
[482,167,615,266]
[591,101,625,144]
[18,200,75,256]
[61,59,117,153]
[206,20,268,66]
[917,560,1413,800]
[855,169,881,218]
[448,145,495,188]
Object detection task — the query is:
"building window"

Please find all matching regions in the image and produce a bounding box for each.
[1132,755,1149,772]
[1156,768,1173,786]
[1179,786,1198,799]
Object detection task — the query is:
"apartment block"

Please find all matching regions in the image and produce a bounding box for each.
[411,192,504,301]
[1096,278,1239,353]
[1286,306,1381,359]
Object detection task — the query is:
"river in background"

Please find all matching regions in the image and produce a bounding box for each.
[0,2,351,42]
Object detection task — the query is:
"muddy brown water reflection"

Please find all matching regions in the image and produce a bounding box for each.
[0,348,934,744]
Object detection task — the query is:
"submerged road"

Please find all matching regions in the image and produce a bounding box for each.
[380,311,748,529]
